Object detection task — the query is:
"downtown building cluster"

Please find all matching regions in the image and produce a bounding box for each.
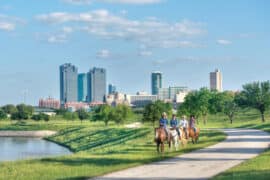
[59,63,106,111]
[39,64,223,111]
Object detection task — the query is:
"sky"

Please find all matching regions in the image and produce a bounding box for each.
[0,0,269,105]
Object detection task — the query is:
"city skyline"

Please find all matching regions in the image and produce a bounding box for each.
[0,0,269,105]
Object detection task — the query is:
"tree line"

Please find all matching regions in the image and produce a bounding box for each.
[142,81,270,125]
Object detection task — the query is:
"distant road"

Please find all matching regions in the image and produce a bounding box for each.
[90,128,270,180]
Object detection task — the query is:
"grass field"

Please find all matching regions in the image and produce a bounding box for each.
[0,119,226,180]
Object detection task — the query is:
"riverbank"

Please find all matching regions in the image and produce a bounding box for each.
[0,130,57,137]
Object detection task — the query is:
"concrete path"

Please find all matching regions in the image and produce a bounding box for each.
[91,128,270,180]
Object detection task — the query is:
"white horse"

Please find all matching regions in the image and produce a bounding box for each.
[169,128,179,151]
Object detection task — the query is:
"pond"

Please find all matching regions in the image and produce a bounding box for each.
[0,137,71,162]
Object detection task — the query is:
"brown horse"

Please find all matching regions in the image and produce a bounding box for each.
[188,127,200,144]
[154,127,168,153]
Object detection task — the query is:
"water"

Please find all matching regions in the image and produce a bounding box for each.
[0,137,72,162]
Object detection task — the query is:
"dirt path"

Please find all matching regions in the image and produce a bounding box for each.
[91,128,270,180]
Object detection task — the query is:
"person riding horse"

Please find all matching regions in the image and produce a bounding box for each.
[179,115,188,139]
[189,115,197,134]
[170,114,180,139]
[159,112,169,140]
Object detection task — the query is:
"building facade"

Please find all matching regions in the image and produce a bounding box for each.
[151,71,162,95]
[158,86,189,103]
[210,69,223,92]
[87,67,106,102]
[78,73,87,102]
[126,92,158,107]
[108,84,117,94]
[60,63,78,105]
[39,97,60,109]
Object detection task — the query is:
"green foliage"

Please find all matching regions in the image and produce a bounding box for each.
[31,113,50,121]
[76,109,90,121]
[235,81,270,122]
[11,104,34,120]
[0,109,7,120]
[209,91,235,114]
[1,104,17,114]
[143,100,172,126]
[55,108,68,115]
[178,88,211,124]
[93,104,132,125]
[63,112,78,120]
[110,104,133,124]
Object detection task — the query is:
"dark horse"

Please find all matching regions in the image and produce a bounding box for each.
[188,127,200,144]
[154,127,168,153]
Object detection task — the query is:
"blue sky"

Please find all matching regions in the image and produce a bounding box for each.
[0,0,269,105]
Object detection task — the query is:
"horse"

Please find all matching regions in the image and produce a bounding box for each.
[154,127,168,153]
[178,127,188,147]
[168,128,179,151]
[188,127,200,144]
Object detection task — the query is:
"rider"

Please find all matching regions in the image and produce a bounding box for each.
[159,112,169,140]
[189,115,197,134]
[179,115,188,138]
[170,114,180,139]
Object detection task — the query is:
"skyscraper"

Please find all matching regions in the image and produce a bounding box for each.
[151,71,162,95]
[78,73,87,102]
[210,69,223,92]
[87,67,106,102]
[60,63,78,105]
[108,84,116,94]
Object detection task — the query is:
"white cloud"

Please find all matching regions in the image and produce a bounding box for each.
[96,49,111,59]
[62,0,162,5]
[36,10,206,48]
[139,50,152,57]
[0,14,24,31]
[0,22,15,31]
[217,39,232,45]
[62,0,92,5]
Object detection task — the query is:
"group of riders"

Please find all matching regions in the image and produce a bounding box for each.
[159,112,197,140]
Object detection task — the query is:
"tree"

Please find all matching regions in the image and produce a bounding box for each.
[178,89,211,124]
[11,104,34,120]
[0,109,7,120]
[1,104,17,114]
[93,105,112,126]
[112,104,133,124]
[224,101,238,124]
[77,109,89,123]
[197,88,211,125]
[235,81,270,122]
[143,100,172,126]
[208,91,234,114]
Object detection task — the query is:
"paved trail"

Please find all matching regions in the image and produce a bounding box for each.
[91,129,270,180]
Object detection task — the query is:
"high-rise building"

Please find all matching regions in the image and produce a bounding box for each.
[157,86,189,102]
[151,71,162,95]
[60,63,78,105]
[108,84,116,94]
[78,73,87,102]
[87,67,106,102]
[210,69,223,92]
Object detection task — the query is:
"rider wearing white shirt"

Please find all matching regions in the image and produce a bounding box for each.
[179,115,188,138]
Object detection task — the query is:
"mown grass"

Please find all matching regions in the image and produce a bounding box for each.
[0,119,226,180]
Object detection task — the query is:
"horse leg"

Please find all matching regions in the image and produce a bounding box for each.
[192,138,194,144]
[161,142,164,153]
[195,136,199,143]
[156,142,160,153]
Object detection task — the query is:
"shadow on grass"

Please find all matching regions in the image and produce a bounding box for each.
[214,169,270,180]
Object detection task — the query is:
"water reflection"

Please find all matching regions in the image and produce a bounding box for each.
[0,137,71,162]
